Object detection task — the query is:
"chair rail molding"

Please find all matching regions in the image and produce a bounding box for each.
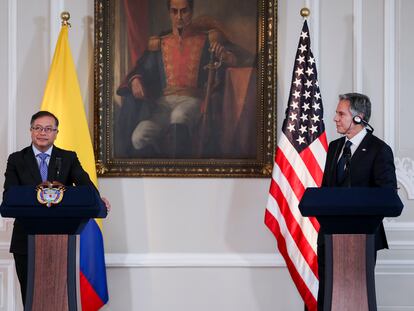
[105,252,414,273]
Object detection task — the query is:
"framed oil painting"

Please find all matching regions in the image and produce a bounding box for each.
[94,0,277,177]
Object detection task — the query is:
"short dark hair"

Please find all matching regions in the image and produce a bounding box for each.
[338,92,371,122]
[30,111,59,127]
[167,0,194,10]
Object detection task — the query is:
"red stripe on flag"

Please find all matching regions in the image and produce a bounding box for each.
[298,145,324,231]
[80,272,105,311]
[269,178,319,277]
[275,148,306,200]
[300,147,324,186]
[319,132,329,151]
[276,147,320,232]
[265,209,318,311]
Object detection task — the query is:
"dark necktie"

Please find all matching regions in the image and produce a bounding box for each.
[336,140,352,184]
[37,153,49,182]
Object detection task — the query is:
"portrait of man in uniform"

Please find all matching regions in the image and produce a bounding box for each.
[114,0,257,159]
[95,0,276,177]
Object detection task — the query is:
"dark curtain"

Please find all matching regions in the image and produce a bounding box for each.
[123,0,149,66]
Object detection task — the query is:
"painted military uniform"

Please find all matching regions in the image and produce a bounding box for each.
[116,29,228,157]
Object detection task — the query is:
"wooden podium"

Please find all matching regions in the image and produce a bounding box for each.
[299,187,403,311]
[0,185,107,311]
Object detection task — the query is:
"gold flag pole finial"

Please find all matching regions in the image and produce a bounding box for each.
[61,11,71,27]
[300,8,310,18]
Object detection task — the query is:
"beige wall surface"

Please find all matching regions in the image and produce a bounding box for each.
[0,0,413,310]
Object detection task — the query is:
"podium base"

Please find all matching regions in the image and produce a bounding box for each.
[26,235,78,311]
[324,234,377,311]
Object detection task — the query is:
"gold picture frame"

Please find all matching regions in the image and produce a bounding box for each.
[94,0,277,177]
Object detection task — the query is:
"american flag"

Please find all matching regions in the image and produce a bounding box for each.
[264,20,328,311]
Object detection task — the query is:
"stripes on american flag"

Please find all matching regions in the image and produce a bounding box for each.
[265,20,328,311]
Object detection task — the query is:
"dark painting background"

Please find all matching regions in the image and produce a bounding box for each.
[112,0,258,159]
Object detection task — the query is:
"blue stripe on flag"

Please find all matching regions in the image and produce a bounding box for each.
[80,219,109,303]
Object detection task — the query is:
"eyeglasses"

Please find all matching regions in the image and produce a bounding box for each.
[31,126,58,133]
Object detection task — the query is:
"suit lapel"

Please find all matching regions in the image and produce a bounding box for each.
[48,146,62,182]
[48,149,56,181]
[333,138,345,163]
[350,132,371,165]
[24,146,42,184]
[331,138,345,186]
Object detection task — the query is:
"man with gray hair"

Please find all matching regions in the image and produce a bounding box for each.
[317,92,397,310]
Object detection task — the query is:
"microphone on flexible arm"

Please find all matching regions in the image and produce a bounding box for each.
[55,157,62,181]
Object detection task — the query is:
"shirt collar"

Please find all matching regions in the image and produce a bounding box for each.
[32,145,53,157]
[346,128,368,150]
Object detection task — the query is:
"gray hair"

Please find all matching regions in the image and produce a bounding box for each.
[338,92,371,122]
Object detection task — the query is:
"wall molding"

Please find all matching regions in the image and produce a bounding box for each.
[105,253,414,271]
[0,259,15,311]
[385,221,414,232]
[353,0,363,92]
[105,253,285,268]
[0,218,13,233]
[7,0,17,155]
[384,0,396,150]
[388,241,414,250]
[376,259,414,275]
[0,272,3,309]
[0,242,10,252]
[395,157,414,199]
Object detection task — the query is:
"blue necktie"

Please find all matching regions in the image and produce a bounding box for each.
[37,153,49,182]
[336,140,352,184]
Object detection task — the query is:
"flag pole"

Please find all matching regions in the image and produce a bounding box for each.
[302,8,317,311]
[265,5,328,311]
[302,8,313,311]
[41,10,110,309]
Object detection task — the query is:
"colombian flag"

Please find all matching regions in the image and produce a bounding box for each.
[40,21,109,310]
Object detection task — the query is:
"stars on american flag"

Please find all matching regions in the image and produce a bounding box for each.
[300,113,308,122]
[300,31,308,39]
[282,26,325,153]
[297,55,305,64]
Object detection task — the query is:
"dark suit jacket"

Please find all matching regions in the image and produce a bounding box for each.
[3,145,93,254]
[321,131,397,250]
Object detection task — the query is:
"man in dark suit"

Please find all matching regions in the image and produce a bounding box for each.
[317,93,397,310]
[3,110,110,305]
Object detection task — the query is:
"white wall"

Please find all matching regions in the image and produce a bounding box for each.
[0,0,413,310]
